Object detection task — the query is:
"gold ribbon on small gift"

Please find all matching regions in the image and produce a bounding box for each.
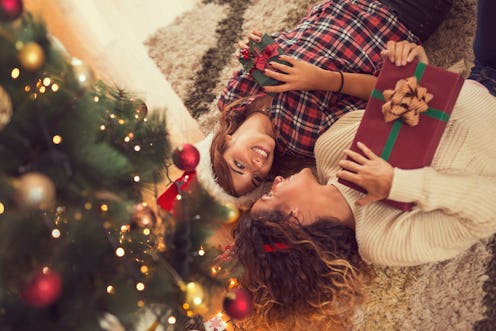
[381,76,434,127]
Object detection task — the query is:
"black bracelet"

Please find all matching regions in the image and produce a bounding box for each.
[336,71,344,94]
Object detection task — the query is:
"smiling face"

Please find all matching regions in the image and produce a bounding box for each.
[251,168,317,216]
[223,126,276,195]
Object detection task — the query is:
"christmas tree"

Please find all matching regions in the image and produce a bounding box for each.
[0,1,248,330]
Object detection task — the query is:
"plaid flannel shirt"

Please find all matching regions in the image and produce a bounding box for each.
[217,0,419,159]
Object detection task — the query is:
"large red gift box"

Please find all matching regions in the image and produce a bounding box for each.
[338,60,464,211]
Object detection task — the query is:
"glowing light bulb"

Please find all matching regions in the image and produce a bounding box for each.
[116,247,125,257]
[51,229,61,238]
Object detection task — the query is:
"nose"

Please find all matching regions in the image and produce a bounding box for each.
[251,153,263,168]
[271,176,284,190]
[252,157,262,166]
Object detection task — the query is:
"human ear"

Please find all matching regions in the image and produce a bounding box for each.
[289,208,304,224]
[226,134,233,141]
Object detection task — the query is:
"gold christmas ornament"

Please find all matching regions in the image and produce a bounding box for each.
[184,282,207,314]
[0,85,13,130]
[18,42,45,71]
[222,202,240,224]
[71,58,95,90]
[14,172,56,209]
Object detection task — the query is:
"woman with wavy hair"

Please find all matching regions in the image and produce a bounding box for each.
[232,211,371,330]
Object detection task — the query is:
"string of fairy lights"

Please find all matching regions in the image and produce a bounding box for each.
[0,1,255,329]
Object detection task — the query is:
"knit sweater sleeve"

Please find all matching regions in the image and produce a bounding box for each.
[389,167,496,234]
[357,169,496,266]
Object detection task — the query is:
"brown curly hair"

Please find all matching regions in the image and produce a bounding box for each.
[211,95,314,197]
[232,211,371,330]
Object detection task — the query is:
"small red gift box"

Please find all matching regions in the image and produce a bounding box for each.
[238,33,290,88]
[338,60,464,211]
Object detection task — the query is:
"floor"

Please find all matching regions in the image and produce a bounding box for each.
[24,0,205,147]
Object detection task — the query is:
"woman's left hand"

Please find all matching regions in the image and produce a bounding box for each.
[263,55,328,93]
[381,40,429,66]
[337,142,394,206]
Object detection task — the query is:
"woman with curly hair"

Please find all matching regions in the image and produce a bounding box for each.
[232,211,372,330]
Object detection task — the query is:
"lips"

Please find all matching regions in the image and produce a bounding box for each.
[252,146,270,160]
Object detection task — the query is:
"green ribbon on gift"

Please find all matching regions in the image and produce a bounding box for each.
[370,62,450,160]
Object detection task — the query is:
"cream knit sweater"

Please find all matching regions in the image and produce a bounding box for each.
[315,81,496,266]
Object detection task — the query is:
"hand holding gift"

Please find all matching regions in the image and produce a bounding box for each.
[337,142,394,206]
[381,40,429,66]
[236,30,263,55]
[263,55,334,93]
[237,32,291,89]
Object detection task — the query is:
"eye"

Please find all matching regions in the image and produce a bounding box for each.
[234,160,245,169]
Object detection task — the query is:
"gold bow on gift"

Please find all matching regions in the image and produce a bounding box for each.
[381,76,434,127]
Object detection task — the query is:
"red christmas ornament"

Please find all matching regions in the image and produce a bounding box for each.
[222,288,254,320]
[20,268,63,308]
[0,0,23,21]
[172,144,200,172]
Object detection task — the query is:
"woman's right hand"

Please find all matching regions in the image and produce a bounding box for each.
[381,40,429,66]
[235,30,263,58]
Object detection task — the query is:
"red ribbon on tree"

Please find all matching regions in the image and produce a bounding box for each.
[157,172,197,212]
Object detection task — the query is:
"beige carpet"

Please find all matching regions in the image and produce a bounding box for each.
[146,0,496,329]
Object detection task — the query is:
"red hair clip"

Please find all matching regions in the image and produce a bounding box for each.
[263,242,289,253]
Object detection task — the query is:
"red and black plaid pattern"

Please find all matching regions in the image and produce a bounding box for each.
[217,0,419,159]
